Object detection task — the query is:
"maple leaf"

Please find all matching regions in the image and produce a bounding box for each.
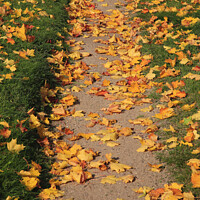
[155,107,175,119]
[191,111,200,120]
[181,17,199,27]
[148,163,163,172]
[0,121,11,138]
[52,104,66,116]
[18,167,40,177]
[105,141,120,147]
[89,160,106,170]
[140,105,153,112]
[182,102,196,111]
[72,110,85,117]
[129,117,153,126]
[119,127,133,136]
[20,177,40,191]
[68,51,82,60]
[101,132,118,142]
[110,162,131,173]
[183,73,200,81]
[39,185,64,199]
[77,149,93,162]
[60,95,76,106]
[7,138,25,154]
[102,79,111,86]
[163,125,176,132]
[146,69,156,80]
[101,175,120,184]
[191,172,200,188]
[13,24,27,41]
[120,175,135,183]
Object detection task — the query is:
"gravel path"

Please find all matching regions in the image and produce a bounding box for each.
[56,0,169,199]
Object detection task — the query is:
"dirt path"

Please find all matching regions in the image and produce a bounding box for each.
[55,0,168,199]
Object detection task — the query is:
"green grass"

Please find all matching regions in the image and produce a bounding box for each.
[0,0,70,199]
[132,0,200,197]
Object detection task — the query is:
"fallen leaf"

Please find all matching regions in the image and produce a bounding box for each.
[20,177,40,191]
[101,175,120,184]
[7,138,25,154]
[110,162,131,173]
[148,163,163,172]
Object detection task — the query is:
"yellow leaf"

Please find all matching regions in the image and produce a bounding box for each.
[21,177,39,191]
[90,135,101,141]
[71,86,82,92]
[129,118,153,126]
[140,105,154,112]
[72,110,85,117]
[101,175,120,184]
[106,141,120,147]
[163,125,176,132]
[119,127,132,136]
[146,69,156,80]
[68,51,81,60]
[120,175,135,183]
[183,73,200,81]
[60,95,75,106]
[166,137,178,143]
[101,132,118,141]
[168,142,179,149]
[52,104,66,116]
[181,103,196,111]
[109,34,117,43]
[39,185,64,199]
[13,24,26,41]
[133,186,152,194]
[154,107,175,119]
[101,3,108,6]
[148,163,163,172]
[26,49,35,57]
[78,133,94,140]
[0,121,9,128]
[29,114,41,128]
[110,162,131,173]
[183,192,195,200]
[191,111,200,120]
[89,160,105,169]
[180,57,190,64]
[7,138,25,154]
[81,52,91,57]
[18,167,40,177]
[6,196,19,200]
[77,149,93,162]
[192,147,200,154]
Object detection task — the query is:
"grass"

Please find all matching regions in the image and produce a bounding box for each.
[0,0,70,199]
[131,0,200,196]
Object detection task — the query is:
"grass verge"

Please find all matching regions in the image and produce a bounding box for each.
[0,0,70,199]
[131,0,200,196]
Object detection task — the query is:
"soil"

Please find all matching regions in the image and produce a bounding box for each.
[56,0,169,199]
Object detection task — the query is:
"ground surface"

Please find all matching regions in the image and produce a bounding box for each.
[56,0,168,199]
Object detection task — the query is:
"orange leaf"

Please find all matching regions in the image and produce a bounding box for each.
[191,172,200,188]
[184,131,194,142]
[0,128,11,138]
[155,107,175,119]
[102,79,110,87]
[192,66,200,71]
[148,133,158,141]
[7,38,15,45]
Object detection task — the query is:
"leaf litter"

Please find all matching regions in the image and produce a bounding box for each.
[37,0,200,198]
[2,0,198,199]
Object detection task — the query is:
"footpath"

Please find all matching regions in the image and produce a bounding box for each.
[52,0,169,199]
